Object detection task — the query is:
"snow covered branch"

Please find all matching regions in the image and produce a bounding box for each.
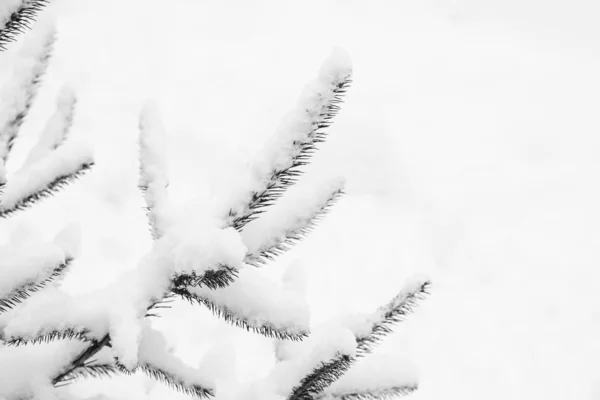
[20,86,76,169]
[0,141,94,218]
[0,46,430,400]
[0,26,94,218]
[0,339,87,399]
[288,353,354,400]
[173,266,310,341]
[227,48,352,231]
[139,102,173,240]
[318,386,417,400]
[243,179,344,267]
[0,22,54,166]
[0,0,51,51]
[0,224,80,314]
[355,276,431,356]
[285,276,430,400]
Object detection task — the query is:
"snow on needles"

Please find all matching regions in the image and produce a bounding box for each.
[227,48,352,221]
[0,224,79,304]
[139,101,173,240]
[138,324,215,394]
[0,20,54,163]
[0,0,28,26]
[0,339,86,399]
[1,218,247,366]
[20,86,76,169]
[0,141,94,212]
[186,264,311,338]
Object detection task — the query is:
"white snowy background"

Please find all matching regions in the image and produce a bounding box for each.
[2,0,600,399]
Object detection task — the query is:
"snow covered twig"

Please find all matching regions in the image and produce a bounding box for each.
[20,86,76,169]
[287,276,430,400]
[0,224,80,314]
[318,386,418,400]
[0,22,54,166]
[243,179,344,267]
[139,102,173,240]
[0,0,51,51]
[355,276,431,356]
[0,141,94,218]
[227,48,352,231]
[174,266,310,341]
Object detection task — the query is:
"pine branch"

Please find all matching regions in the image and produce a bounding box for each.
[319,386,418,400]
[0,23,54,164]
[0,258,71,313]
[137,363,214,399]
[287,278,431,400]
[54,360,121,387]
[52,334,111,385]
[288,353,354,400]
[0,161,93,218]
[138,102,171,240]
[172,265,238,290]
[20,86,76,169]
[6,327,92,346]
[0,0,51,51]
[356,279,430,357]
[244,185,344,267]
[51,265,233,392]
[227,54,352,232]
[173,286,308,341]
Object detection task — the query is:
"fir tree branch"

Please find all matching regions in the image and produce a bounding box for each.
[5,327,92,346]
[20,86,76,169]
[172,265,238,290]
[138,102,171,240]
[173,286,308,341]
[0,258,71,313]
[244,185,344,267]
[53,360,121,387]
[356,279,430,357]
[51,265,234,393]
[0,161,93,218]
[111,361,215,399]
[288,278,431,400]
[318,386,418,400]
[0,23,54,164]
[52,334,111,385]
[227,54,352,232]
[0,0,51,52]
[288,353,354,400]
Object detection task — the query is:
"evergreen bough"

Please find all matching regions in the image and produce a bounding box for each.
[0,7,431,400]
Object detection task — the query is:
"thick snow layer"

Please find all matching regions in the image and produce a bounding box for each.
[324,353,418,396]
[1,220,246,363]
[227,49,352,222]
[242,178,344,266]
[0,141,94,211]
[138,101,172,239]
[0,243,64,298]
[138,324,215,393]
[0,339,86,399]
[261,321,358,397]
[0,20,54,162]
[0,224,78,301]
[6,1,600,399]
[187,265,310,337]
[21,86,76,169]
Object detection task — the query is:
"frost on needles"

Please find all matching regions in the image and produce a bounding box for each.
[0,24,431,400]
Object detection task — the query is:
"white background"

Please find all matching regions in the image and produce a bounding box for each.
[3,0,600,398]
